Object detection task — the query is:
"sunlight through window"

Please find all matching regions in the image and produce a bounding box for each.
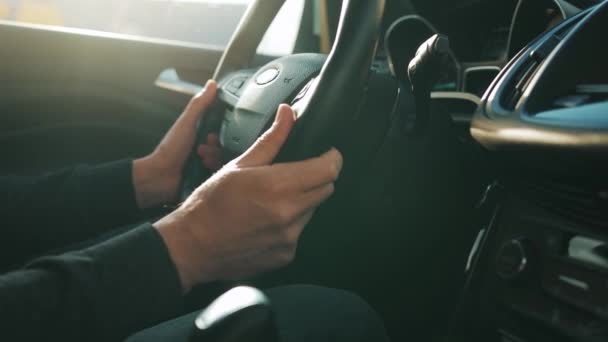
[0,0,304,56]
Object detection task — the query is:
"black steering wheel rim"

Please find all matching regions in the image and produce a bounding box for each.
[181,0,385,199]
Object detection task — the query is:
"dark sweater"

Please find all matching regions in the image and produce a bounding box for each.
[0,160,183,341]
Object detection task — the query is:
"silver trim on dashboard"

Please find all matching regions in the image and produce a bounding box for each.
[155,68,204,96]
[431,91,481,105]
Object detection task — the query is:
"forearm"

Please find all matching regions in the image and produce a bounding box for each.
[0,224,184,342]
[0,160,141,268]
[132,156,181,210]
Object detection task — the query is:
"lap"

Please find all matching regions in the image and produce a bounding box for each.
[126,285,390,342]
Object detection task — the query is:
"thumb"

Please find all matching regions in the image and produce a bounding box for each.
[236,104,296,167]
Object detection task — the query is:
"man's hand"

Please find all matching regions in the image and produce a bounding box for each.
[133,80,217,209]
[197,133,224,172]
[154,104,343,293]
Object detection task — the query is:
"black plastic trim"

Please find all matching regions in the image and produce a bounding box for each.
[471,3,608,156]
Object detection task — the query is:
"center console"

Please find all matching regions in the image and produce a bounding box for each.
[445,2,608,341]
[447,188,608,341]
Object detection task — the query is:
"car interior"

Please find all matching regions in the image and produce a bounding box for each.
[1,0,607,341]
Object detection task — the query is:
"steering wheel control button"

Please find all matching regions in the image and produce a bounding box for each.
[292,78,315,104]
[226,76,248,95]
[255,68,280,85]
[496,239,530,280]
[230,79,244,89]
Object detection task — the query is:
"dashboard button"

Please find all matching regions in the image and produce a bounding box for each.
[230,79,245,89]
[225,77,248,95]
[496,239,530,280]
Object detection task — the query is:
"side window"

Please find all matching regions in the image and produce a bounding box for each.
[0,0,305,56]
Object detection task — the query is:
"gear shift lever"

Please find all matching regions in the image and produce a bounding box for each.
[404,34,450,134]
[190,286,278,342]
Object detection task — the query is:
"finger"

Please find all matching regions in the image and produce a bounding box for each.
[155,80,218,155]
[259,209,315,269]
[203,155,222,171]
[236,104,296,167]
[283,209,316,248]
[197,142,222,160]
[197,144,223,171]
[183,80,218,122]
[207,133,220,146]
[295,183,335,213]
[270,148,343,192]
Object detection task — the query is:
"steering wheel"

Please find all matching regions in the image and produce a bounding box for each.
[181,0,386,199]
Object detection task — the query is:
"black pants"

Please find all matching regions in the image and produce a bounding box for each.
[126,285,390,342]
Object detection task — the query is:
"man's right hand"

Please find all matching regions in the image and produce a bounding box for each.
[154,104,343,293]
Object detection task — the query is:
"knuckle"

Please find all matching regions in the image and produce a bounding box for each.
[273,204,294,225]
[257,132,277,149]
[218,168,245,187]
[229,159,247,170]
[279,248,296,265]
[281,226,298,245]
[276,211,291,226]
[193,91,204,101]
[268,179,283,195]
[189,92,206,107]
[220,168,239,180]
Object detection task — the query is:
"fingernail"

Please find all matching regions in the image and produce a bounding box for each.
[283,104,297,121]
[280,104,296,120]
[330,148,343,165]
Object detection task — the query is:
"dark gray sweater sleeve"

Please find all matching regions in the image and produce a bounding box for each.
[1,160,141,269]
[0,224,184,342]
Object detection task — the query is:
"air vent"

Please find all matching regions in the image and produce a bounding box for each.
[502,34,562,110]
[502,58,540,110]
[512,180,608,229]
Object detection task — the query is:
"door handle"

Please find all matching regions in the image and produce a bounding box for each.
[155,68,203,96]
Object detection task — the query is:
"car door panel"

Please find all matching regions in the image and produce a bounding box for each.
[0,22,224,174]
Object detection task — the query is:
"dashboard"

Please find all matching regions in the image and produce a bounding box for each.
[384,1,607,341]
[379,0,602,153]
[441,1,608,341]
[385,0,582,98]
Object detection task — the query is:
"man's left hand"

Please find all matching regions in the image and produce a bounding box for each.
[132,80,218,209]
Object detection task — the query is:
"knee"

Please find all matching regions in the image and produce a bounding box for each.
[267,285,390,342]
[126,285,390,342]
[268,285,375,320]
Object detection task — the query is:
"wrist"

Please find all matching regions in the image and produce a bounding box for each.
[132,156,180,209]
[154,213,213,293]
